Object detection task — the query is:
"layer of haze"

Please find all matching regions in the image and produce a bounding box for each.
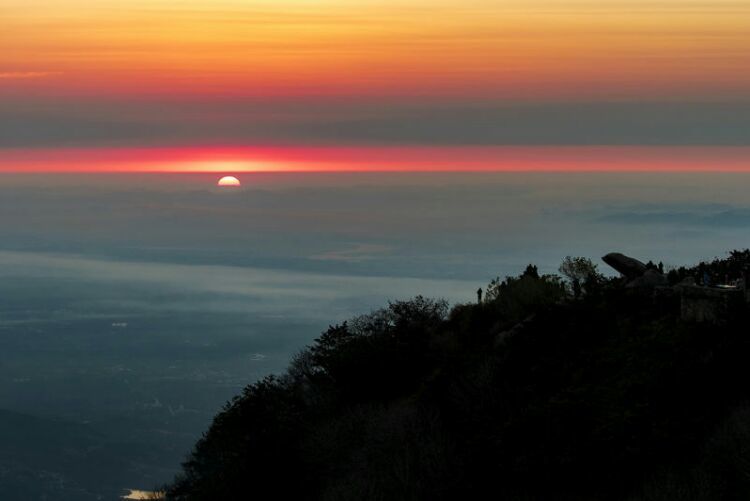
[3,173,750,499]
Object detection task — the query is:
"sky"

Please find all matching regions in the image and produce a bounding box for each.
[2,0,749,172]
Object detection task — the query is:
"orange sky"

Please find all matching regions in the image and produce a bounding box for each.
[2,0,749,171]
[4,0,750,98]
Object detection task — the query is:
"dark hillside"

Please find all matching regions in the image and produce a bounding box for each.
[165,252,750,500]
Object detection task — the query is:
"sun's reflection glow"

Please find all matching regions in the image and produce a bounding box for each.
[122,489,164,500]
[172,160,271,172]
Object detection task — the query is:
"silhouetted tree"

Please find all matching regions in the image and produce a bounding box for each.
[484,269,565,326]
[559,256,601,298]
[522,264,539,279]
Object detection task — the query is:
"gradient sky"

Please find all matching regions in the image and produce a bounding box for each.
[2,0,749,171]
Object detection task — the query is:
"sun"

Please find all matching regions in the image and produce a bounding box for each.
[217,175,241,187]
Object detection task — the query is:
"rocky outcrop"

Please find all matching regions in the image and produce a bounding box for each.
[603,252,666,289]
[602,253,649,279]
[626,269,668,289]
[602,253,747,324]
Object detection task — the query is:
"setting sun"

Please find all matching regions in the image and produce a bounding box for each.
[217,175,241,187]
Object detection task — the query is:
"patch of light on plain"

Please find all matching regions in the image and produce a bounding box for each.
[122,489,164,500]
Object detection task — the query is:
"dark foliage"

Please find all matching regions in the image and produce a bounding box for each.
[667,249,750,286]
[165,252,750,500]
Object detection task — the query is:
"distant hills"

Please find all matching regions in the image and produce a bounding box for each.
[162,250,750,500]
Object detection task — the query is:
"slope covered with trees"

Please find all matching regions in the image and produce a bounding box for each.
[165,252,750,500]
